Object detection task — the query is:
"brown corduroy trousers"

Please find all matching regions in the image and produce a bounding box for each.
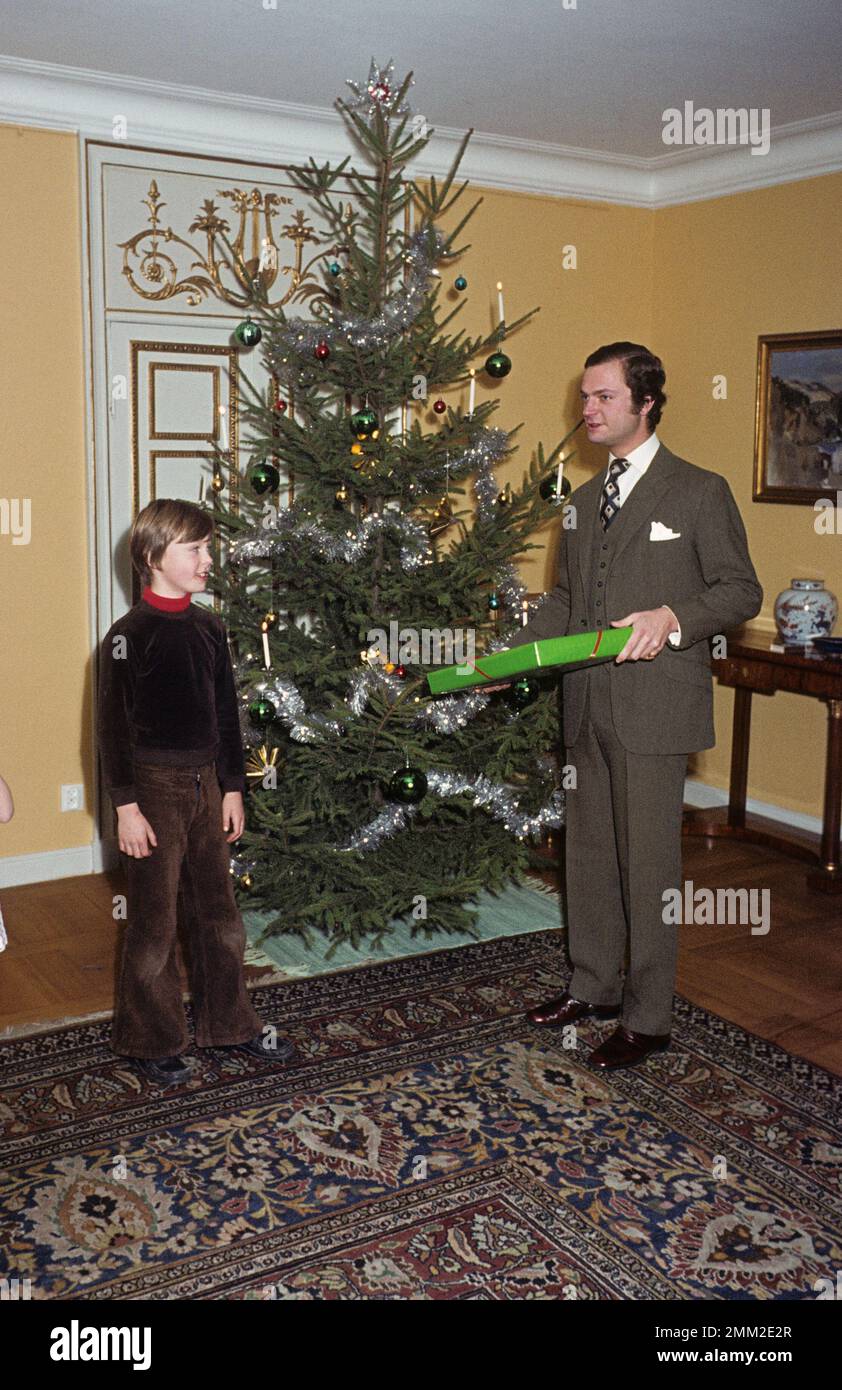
[110,761,264,1059]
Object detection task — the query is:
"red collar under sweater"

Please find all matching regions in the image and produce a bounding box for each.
[141,585,192,612]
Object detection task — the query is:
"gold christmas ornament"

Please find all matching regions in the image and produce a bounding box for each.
[211,472,225,493]
[429,495,453,537]
[246,744,282,782]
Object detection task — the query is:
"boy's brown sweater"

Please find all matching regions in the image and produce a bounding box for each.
[97,587,247,809]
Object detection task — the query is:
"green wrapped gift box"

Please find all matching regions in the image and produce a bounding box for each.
[426,626,633,695]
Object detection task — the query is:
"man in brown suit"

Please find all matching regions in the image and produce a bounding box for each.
[509,342,762,1068]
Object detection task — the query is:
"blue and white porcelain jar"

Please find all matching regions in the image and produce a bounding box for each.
[774,578,838,646]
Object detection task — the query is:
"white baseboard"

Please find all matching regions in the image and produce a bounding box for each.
[683,778,822,838]
[0,839,114,890]
[0,780,823,890]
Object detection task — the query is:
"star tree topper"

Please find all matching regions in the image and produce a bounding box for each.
[345,58,414,121]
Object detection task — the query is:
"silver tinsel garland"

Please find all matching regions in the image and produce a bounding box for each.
[230,506,434,572]
[227,419,542,651]
[333,768,563,853]
[414,687,490,733]
[265,225,448,361]
[346,665,404,716]
[242,675,343,745]
[238,664,497,747]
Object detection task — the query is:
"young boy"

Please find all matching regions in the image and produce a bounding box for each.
[97,497,295,1086]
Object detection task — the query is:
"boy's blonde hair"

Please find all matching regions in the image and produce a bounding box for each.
[131,498,213,587]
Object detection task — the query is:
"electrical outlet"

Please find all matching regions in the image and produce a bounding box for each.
[60,784,84,812]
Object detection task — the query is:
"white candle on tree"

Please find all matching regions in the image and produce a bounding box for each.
[468,368,476,417]
[497,281,505,324]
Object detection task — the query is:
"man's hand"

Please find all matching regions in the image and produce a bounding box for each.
[611,607,676,663]
[116,803,157,858]
[222,790,245,842]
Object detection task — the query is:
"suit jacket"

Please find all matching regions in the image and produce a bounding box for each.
[509,442,763,753]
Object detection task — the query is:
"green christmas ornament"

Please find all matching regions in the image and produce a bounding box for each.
[350,407,378,438]
[388,766,428,804]
[329,261,341,276]
[487,591,501,611]
[235,317,262,347]
[454,275,467,291]
[249,461,280,495]
[484,350,512,379]
[509,677,540,709]
[539,472,572,502]
[248,696,277,725]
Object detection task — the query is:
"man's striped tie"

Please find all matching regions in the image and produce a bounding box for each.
[599,457,629,531]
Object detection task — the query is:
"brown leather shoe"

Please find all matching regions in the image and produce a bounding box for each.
[587,1025,670,1069]
[526,991,622,1027]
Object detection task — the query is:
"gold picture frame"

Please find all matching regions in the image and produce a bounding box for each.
[753,328,842,503]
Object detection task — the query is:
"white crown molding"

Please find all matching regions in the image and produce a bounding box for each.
[647,109,842,207]
[2,55,842,208]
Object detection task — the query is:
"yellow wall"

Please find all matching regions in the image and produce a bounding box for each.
[652,178,842,812]
[435,184,654,587]
[1,124,840,867]
[0,125,94,860]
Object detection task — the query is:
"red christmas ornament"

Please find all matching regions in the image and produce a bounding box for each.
[274,396,287,413]
[433,398,447,414]
[314,341,330,361]
[394,664,407,679]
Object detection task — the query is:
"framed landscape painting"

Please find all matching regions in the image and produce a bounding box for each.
[754,328,842,503]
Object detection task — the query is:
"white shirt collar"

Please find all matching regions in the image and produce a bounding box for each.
[608,430,660,474]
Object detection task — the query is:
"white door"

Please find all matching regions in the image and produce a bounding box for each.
[102,315,278,620]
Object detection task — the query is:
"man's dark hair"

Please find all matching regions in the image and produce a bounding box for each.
[583,341,667,431]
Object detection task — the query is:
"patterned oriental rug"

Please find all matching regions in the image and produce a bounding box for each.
[1,933,840,1300]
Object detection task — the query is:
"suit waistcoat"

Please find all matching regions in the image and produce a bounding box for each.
[582,482,630,628]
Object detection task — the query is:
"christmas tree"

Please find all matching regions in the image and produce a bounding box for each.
[209,59,578,951]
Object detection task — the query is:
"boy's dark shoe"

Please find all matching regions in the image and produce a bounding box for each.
[217,1034,297,1062]
[133,1055,193,1086]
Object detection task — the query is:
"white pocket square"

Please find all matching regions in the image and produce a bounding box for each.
[649,521,681,540]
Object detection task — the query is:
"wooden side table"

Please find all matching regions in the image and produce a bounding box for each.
[682,635,842,894]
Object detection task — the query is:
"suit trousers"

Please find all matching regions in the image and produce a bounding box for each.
[110,761,264,1059]
[565,662,688,1035]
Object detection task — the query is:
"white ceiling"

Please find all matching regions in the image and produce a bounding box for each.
[1,0,840,159]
